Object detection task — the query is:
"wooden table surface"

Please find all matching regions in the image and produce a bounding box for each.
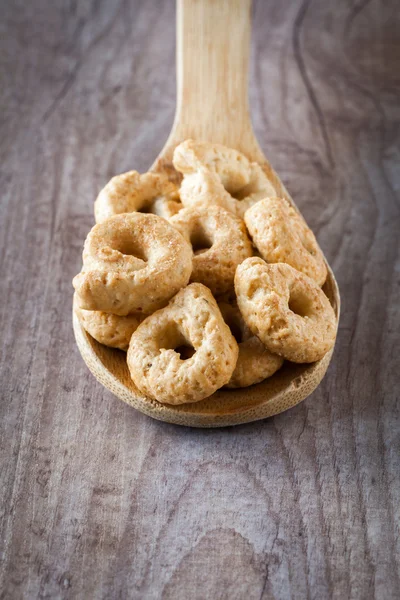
[1,1,399,598]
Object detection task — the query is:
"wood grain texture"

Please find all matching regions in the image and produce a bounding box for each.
[166,0,263,157]
[0,0,399,598]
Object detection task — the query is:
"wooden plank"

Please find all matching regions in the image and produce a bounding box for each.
[0,0,399,598]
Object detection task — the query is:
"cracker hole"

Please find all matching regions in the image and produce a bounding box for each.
[112,238,147,262]
[190,226,213,255]
[228,178,262,201]
[229,188,246,200]
[158,323,195,360]
[138,205,153,214]
[139,197,161,215]
[288,292,311,318]
[175,345,195,360]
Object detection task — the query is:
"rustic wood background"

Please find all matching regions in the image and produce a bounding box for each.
[1,0,399,598]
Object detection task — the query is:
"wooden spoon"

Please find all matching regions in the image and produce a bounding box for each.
[73,0,340,427]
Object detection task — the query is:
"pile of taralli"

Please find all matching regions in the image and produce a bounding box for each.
[73,140,337,405]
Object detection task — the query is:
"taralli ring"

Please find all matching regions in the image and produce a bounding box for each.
[94,171,182,223]
[245,197,327,286]
[73,294,144,351]
[173,140,275,217]
[169,205,253,295]
[73,213,192,315]
[173,139,251,190]
[127,283,239,405]
[235,258,337,363]
[218,302,284,388]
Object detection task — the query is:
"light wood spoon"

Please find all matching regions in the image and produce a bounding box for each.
[73,0,340,427]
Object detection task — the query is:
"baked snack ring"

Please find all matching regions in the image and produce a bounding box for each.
[173,140,275,217]
[235,258,336,363]
[169,205,253,295]
[73,213,192,315]
[127,283,239,405]
[73,294,143,351]
[245,197,327,286]
[218,302,284,388]
[173,139,251,191]
[94,171,181,223]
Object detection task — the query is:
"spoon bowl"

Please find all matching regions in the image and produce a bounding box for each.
[73,0,340,427]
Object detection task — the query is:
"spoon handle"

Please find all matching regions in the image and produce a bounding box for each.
[167,0,263,160]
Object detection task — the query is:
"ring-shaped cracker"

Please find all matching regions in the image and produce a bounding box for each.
[173,140,275,217]
[127,283,239,405]
[73,294,144,351]
[235,258,336,363]
[94,171,182,223]
[169,205,253,295]
[245,197,327,286]
[73,213,192,315]
[218,302,284,388]
[173,139,251,191]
